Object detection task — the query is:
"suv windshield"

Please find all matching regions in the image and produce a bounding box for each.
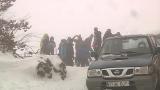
[101,37,151,55]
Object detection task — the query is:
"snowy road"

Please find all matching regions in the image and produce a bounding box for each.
[0,54,88,90]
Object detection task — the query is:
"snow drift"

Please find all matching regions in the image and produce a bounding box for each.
[0,53,88,90]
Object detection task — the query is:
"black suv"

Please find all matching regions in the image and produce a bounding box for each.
[86,35,160,90]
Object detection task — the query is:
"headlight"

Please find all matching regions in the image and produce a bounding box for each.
[87,69,102,77]
[134,66,153,75]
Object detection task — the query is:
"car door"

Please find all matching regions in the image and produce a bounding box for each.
[154,35,160,76]
[148,36,159,75]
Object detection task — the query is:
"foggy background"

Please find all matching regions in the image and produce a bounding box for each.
[4,0,160,50]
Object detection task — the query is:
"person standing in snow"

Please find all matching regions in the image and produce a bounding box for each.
[84,34,93,51]
[97,31,102,53]
[65,37,74,66]
[58,39,64,58]
[58,39,67,64]
[83,34,93,65]
[92,27,102,60]
[103,29,113,42]
[114,32,122,37]
[93,27,98,51]
[74,35,83,66]
[78,42,87,67]
[40,34,50,55]
[74,34,93,67]
[49,36,56,55]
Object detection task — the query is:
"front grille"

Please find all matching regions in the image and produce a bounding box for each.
[111,69,123,75]
[102,67,134,78]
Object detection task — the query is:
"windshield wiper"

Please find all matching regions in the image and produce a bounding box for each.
[102,53,112,55]
[120,51,137,54]
[102,51,137,56]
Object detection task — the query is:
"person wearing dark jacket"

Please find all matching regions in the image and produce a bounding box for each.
[74,35,83,66]
[78,42,89,67]
[98,31,102,48]
[114,32,121,37]
[93,27,99,52]
[58,39,67,65]
[84,34,93,51]
[40,34,50,55]
[103,29,113,42]
[84,34,93,65]
[49,36,56,55]
[65,37,74,66]
[93,27,102,59]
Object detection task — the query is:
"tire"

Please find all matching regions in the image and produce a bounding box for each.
[156,82,160,90]
[87,87,104,90]
[112,88,123,90]
[112,87,136,90]
[156,74,160,90]
[154,73,160,90]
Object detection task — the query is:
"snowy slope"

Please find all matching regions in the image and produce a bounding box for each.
[0,53,88,90]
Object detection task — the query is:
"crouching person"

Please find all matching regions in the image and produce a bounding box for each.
[53,62,67,80]
[36,57,53,79]
[59,63,67,80]
[52,55,67,80]
[36,55,67,80]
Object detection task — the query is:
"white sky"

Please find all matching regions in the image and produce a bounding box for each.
[6,0,160,48]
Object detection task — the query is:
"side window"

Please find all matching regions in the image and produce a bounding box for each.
[155,36,160,47]
[156,38,160,47]
[150,36,157,47]
[122,38,149,49]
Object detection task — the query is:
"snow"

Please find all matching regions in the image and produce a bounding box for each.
[0,53,88,90]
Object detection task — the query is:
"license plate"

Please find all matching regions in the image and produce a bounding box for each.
[106,81,130,87]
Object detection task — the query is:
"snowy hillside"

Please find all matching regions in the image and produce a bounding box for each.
[0,53,88,90]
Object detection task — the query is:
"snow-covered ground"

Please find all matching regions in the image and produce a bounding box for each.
[0,53,88,90]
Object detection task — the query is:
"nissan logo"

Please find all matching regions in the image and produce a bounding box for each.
[113,70,121,75]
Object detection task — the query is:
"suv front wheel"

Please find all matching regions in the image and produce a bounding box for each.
[112,87,136,90]
[156,75,160,90]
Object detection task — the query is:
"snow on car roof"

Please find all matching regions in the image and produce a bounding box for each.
[104,34,153,40]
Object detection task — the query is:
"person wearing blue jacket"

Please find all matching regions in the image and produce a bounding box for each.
[58,39,67,64]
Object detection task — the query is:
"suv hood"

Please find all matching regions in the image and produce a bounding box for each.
[89,54,153,69]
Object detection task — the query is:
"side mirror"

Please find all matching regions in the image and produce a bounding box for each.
[155,47,160,53]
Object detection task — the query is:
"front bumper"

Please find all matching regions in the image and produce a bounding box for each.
[86,75,155,90]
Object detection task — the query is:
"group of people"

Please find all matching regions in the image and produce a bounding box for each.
[93,28,121,57]
[40,27,121,67]
[40,34,56,55]
[58,34,93,67]
[57,27,121,66]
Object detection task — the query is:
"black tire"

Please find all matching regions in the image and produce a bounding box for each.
[156,82,160,90]
[156,75,160,90]
[112,87,136,90]
[87,88,101,90]
[112,88,123,90]
[154,73,160,90]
